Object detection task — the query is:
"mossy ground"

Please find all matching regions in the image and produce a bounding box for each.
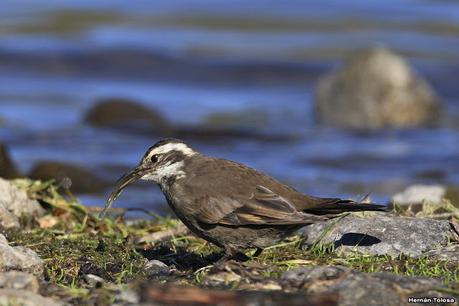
[6,179,459,302]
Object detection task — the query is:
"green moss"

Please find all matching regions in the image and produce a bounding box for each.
[4,228,147,286]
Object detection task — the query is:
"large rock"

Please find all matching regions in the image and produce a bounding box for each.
[0,178,44,228]
[84,98,169,131]
[0,289,61,306]
[281,266,453,306]
[314,47,440,129]
[0,234,44,276]
[0,144,21,179]
[301,214,452,257]
[29,161,109,194]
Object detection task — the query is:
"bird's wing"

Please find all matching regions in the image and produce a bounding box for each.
[196,185,326,226]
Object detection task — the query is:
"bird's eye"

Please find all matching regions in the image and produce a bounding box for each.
[150,154,159,163]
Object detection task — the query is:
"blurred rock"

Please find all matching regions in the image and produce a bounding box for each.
[0,289,61,306]
[390,185,446,211]
[0,205,19,229]
[0,271,40,293]
[84,98,295,143]
[0,178,44,228]
[0,144,21,179]
[315,47,440,129]
[29,161,109,194]
[0,234,44,276]
[301,214,451,257]
[84,98,169,131]
[281,266,449,306]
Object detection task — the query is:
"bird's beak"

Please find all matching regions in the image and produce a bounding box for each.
[99,166,146,218]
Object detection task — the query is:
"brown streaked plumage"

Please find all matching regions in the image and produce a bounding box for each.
[102,138,386,261]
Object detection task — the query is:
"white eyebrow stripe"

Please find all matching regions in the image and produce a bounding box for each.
[150,143,196,156]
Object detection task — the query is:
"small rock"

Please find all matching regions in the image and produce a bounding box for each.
[282,265,350,288]
[314,47,440,129]
[203,270,242,287]
[0,289,62,306]
[390,184,446,209]
[0,178,44,228]
[0,144,21,179]
[144,259,170,276]
[301,214,451,257]
[84,98,169,131]
[281,266,449,306]
[29,161,109,194]
[0,234,44,276]
[0,271,40,292]
[83,274,105,287]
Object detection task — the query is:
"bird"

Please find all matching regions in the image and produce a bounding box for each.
[101,138,386,261]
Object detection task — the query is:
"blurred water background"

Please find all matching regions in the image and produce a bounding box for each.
[1,0,459,214]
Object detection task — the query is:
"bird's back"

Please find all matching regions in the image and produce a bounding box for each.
[182,154,323,210]
[181,154,385,216]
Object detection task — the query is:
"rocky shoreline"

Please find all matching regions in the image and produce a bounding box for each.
[0,178,457,306]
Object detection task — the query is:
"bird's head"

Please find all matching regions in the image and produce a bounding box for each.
[100,138,196,217]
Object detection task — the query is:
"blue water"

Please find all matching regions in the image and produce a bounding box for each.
[1,0,459,213]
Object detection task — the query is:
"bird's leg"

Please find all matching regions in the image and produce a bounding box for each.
[215,251,233,265]
[215,246,249,265]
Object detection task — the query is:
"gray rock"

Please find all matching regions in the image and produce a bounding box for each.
[301,214,451,257]
[0,178,44,227]
[0,271,40,292]
[0,289,62,306]
[281,266,451,306]
[144,259,170,276]
[0,234,44,276]
[314,47,440,129]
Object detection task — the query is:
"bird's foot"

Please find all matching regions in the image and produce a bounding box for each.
[214,247,250,266]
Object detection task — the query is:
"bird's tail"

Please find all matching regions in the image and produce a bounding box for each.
[302,199,386,217]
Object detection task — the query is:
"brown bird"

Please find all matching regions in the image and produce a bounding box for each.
[101,138,385,261]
